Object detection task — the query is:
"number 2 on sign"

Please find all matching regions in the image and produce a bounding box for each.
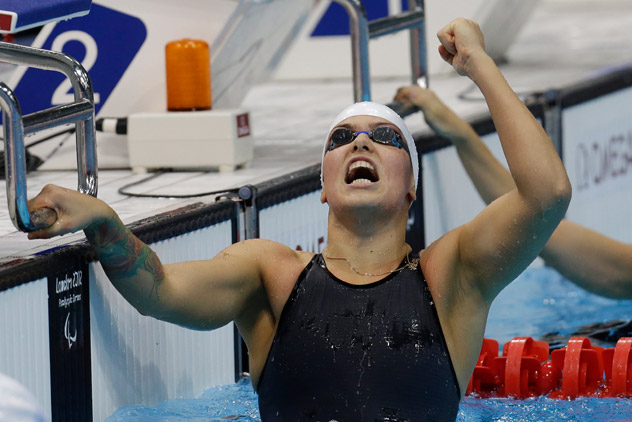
[51,30,101,105]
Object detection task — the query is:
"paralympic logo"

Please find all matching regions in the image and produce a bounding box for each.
[64,312,77,349]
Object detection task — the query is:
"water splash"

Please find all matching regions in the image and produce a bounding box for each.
[106,379,632,422]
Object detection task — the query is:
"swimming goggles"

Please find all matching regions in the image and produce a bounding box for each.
[325,126,410,154]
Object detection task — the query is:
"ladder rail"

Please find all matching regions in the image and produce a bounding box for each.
[368,9,424,39]
[407,0,428,90]
[0,82,31,231]
[332,0,428,103]
[331,0,371,102]
[0,41,98,232]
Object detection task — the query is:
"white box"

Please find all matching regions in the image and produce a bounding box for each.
[126,109,253,173]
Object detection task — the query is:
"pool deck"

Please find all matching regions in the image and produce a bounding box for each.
[1,0,632,265]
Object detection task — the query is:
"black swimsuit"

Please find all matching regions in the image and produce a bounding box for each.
[257,254,460,422]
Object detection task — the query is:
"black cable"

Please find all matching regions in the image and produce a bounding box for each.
[24,127,75,148]
[117,171,240,199]
[0,149,39,179]
[0,149,44,180]
[0,128,74,179]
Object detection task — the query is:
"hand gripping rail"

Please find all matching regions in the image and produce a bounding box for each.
[332,0,428,108]
[0,41,97,232]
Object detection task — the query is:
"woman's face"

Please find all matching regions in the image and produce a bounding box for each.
[320,115,416,214]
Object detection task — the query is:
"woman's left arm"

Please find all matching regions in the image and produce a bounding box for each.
[438,18,572,302]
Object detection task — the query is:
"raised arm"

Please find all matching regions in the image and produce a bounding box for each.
[395,87,632,299]
[27,185,267,330]
[432,18,572,302]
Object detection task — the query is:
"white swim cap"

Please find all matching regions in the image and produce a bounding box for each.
[321,102,419,193]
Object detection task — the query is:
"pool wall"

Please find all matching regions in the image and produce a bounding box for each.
[0,278,51,419]
[88,221,236,422]
[0,65,631,421]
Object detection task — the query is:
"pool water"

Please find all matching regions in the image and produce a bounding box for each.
[106,267,632,421]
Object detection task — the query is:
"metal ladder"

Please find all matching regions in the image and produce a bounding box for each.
[332,0,427,107]
[0,41,98,232]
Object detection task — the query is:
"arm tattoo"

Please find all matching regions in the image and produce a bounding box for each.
[85,219,165,297]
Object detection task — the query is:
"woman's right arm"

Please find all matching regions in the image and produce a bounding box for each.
[395,86,632,299]
[27,184,267,329]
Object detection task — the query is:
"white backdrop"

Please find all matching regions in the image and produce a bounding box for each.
[562,86,632,243]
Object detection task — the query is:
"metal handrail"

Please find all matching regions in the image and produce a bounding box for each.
[406,0,428,90]
[0,41,98,232]
[368,10,424,38]
[330,0,371,102]
[332,0,428,103]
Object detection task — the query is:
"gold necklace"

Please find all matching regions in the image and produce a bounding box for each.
[321,248,419,277]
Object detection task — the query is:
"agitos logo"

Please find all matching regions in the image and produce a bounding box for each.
[64,312,77,349]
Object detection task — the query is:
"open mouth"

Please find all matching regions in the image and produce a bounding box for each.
[345,160,379,185]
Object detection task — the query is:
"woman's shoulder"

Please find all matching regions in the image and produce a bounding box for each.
[236,238,316,270]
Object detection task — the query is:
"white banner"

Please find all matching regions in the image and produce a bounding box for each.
[562,86,632,242]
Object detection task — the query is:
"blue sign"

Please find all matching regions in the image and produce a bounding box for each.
[13,3,146,117]
[311,0,409,37]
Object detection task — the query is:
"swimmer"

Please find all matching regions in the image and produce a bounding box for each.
[394,85,632,300]
[27,18,571,421]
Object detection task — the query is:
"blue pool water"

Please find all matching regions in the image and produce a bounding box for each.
[106,266,632,421]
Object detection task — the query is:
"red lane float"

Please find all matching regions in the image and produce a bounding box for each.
[466,336,632,399]
[495,337,549,398]
[466,338,499,397]
[548,337,604,399]
[602,337,632,397]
